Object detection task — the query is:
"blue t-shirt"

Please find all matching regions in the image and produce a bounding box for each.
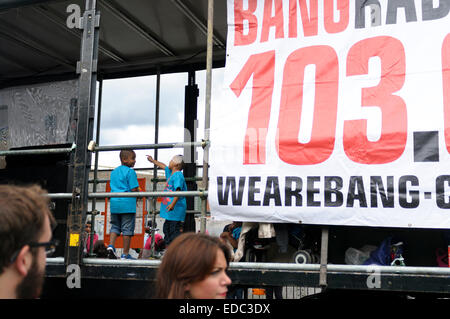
[232,227,241,240]
[110,165,139,214]
[160,167,187,221]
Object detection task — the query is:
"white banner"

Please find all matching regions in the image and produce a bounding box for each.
[209,0,450,228]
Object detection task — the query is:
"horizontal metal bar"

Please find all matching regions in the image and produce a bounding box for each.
[95,141,206,152]
[47,190,208,200]
[328,264,450,276]
[46,257,450,277]
[89,190,207,198]
[83,258,161,267]
[88,179,109,184]
[46,257,65,264]
[88,177,204,184]
[0,141,206,156]
[84,209,204,216]
[230,262,319,272]
[92,164,207,173]
[138,210,208,214]
[231,262,450,276]
[48,193,73,200]
[0,146,74,156]
[151,177,204,183]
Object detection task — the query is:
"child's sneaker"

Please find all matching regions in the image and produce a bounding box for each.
[120,254,136,260]
[156,249,166,258]
[107,245,117,259]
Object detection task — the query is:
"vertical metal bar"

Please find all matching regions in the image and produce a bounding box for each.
[183,70,198,233]
[88,78,103,256]
[66,0,99,267]
[200,0,214,234]
[184,70,197,167]
[154,68,160,165]
[150,68,161,257]
[319,226,329,288]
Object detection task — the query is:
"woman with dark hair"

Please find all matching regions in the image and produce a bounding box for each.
[155,232,232,299]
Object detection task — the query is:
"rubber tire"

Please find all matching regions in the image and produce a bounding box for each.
[293,250,312,264]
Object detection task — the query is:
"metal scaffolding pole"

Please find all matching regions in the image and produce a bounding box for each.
[94,141,206,152]
[150,68,161,258]
[47,257,450,277]
[0,141,206,156]
[0,146,75,156]
[88,78,103,256]
[66,0,99,267]
[47,190,207,200]
[89,190,207,199]
[200,0,214,234]
[319,227,329,288]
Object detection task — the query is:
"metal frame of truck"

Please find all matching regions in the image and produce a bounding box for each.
[0,0,449,298]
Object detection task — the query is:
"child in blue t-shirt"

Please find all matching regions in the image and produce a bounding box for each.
[107,150,140,260]
[147,154,187,246]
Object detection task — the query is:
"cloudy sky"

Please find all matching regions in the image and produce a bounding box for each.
[93,67,226,170]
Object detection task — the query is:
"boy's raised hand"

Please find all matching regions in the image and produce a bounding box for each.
[146,155,154,162]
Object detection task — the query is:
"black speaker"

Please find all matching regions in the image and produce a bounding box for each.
[0,144,73,257]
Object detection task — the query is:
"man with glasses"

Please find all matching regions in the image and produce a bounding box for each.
[0,184,56,299]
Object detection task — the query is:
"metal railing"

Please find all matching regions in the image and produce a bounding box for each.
[93,141,208,152]
[0,0,325,291]
[0,0,214,266]
[8,0,450,297]
[48,190,208,200]
[0,145,75,156]
[45,257,450,297]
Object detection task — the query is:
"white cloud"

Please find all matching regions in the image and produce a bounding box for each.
[93,68,226,170]
[96,124,187,169]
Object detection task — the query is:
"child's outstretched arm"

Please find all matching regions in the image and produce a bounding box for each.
[146,155,166,169]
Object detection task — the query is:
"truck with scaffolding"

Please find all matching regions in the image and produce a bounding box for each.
[0,0,449,300]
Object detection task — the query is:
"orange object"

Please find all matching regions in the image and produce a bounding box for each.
[252,288,266,296]
[102,178,147,249]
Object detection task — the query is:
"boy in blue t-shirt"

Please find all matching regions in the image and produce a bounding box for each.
[147,154,187,246]
[107,150,140,260]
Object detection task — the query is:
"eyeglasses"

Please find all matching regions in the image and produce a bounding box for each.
[9,239,59,264]
[29,239,59,257]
